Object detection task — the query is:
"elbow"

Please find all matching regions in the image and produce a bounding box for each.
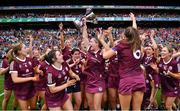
[50,89,56,93]
[12,77,18,83]
[48,84,60,93]
[49,87,57,93]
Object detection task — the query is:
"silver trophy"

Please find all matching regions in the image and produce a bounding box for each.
[74,8,97,29]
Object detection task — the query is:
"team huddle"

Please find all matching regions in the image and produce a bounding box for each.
[0,13,180,110]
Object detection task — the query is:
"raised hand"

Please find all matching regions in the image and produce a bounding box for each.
[149,62,158,71]
[74,58,80,65]
[96,28,104,41]
[29,34,34,42]
[82,17,87,25]
[129,12,136,21]
[150,30,155,38]
[59,23,63,31]
[104,26,113,36]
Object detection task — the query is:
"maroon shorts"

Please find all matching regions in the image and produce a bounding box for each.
[108,76,119,89]
[4,80,13,90]
[118,74,146,95]
[34,81,46,91]
[45,93,69,108]
[162,88,179,97]
[15,88,36,100]
[85,80,105,93]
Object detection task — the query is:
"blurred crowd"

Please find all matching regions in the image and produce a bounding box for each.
[0,12,179,18]
[0,27,179,59]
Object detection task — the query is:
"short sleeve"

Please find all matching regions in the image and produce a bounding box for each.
[47,72,56,86]
[1,59,9,68]
[9,61,18,74]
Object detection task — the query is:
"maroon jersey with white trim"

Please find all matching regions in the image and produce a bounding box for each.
[9,57,35,99]
[158,58,180,93]
[46,62,70,98]
[62,46,71,61]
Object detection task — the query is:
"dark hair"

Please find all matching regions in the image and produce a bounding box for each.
[124,27,142,51]
[71,48,80,55]
[46,50,61,64]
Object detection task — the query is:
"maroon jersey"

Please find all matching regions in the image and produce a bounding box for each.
[45,62,70,102]
[112,41,143,78]
[84,48,105,93]
[34,59,48,91]
[108,55,119,77]
[158,58,180,96]
[142,54,160,88]
[9,57,36,100]
[39,60,50,74]
[1,58,13,90]
[62,46,71,61]
[68,59,83,79]
[142,54,156,71]
[32,57,39,67]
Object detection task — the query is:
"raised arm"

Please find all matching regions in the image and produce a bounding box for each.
[150,30,158,50]
[97,28,110,51]
[130,12,137,29]
[172,51,180,58]
[39,48,51,61]
[82,18,89,51]
[106,27,114,47]
[59,23,65,49]
[28,35,33,57]
[97,28,116,59]
[150,30,159,58]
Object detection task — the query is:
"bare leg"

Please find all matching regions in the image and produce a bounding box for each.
[73,92,82,110]
[2,89,12,111]
[86,93,94,110]
[94,92,103,110]
[119,94,132,110]
[132,91,144,110]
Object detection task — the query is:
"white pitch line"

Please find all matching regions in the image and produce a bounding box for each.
[0,92,4,96]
